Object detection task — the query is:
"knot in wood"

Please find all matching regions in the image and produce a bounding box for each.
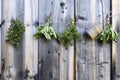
[28,71,35,79]
[0,20,5,27]
[60,2,65,7]
[4,66,16,79]
[34,21,39,26]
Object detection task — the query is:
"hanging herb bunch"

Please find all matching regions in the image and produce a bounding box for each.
[96,23,119,44]
[58,18,81,47]
[34,17,57,40]
[6,19,25,48]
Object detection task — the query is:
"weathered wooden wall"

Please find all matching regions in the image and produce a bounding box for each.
[0,0,119,80]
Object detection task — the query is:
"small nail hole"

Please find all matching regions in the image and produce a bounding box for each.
[60,2,65,7]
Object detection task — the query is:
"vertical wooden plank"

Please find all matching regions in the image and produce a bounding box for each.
[76,0,96,80]
[0,0,1,79]
[95,0,103,80]
[60,46,74,80]
[31,0,39,79]
[112,0,120,80]
[58,0,74,80]
[16,0,24,22]
[9,0,17,79]
[13,0,24,80]
[94,0,110,80]
[1,0,16,80]
[38,0,74,80]
[24,0,38,80]
[68,46,74,80]
[86,0,96,80]
[38,0,60,79]
[98,0,111,80]
[24,0,33,79]
[76,0,110,80]
[1,0,4,79]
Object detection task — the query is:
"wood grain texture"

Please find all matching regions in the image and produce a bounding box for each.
[38,0,74,80]
[112,1,120,80]
[60,46,74,80]
[58,0,74,80]
[0,0,115,80]
[38,0,60,80]
[1,0,16,80]
[93,0,111,80]
[23,0,38,80]
[76,0,110,80]
[76,0,96,80]
[97,0,111,80]
[14,0,25,80]
[31,0,39,79]
[0,0,1,79]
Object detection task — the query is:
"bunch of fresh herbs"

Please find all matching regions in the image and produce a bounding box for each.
[34,20,57,40]
[6,19,25,48]
[96,23,118,44]
[58,19,81,47]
